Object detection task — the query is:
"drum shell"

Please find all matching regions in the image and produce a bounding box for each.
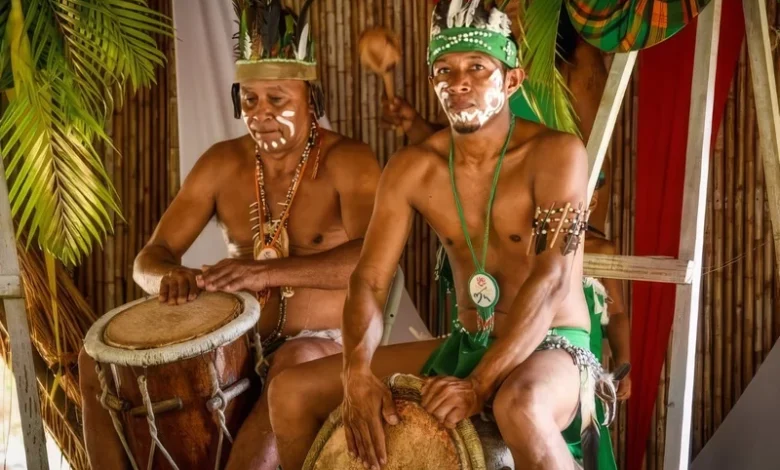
[112,335,257,470]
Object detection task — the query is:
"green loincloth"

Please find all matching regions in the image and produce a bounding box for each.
[561,277,618,470]
[420,325,591,379]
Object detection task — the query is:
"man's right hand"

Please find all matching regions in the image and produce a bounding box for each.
[342,369,399,469]
[158,267,201,305]
[381,97,418,132]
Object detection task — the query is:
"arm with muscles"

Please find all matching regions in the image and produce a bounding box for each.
[133,146,221,304]
[382,97,443,145]
[423,136,589,426]
[198,141,382,293]
[599,244,631,399]
[340,150,419,468]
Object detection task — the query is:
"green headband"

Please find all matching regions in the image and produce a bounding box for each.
[428,27,520,69]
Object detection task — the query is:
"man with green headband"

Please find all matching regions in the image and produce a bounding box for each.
[78,1,380,469]
[269,2,615,469]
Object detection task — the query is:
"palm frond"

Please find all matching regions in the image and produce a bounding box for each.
[1,0,170,266]
[520,0,579,136]
[2,71,119,264]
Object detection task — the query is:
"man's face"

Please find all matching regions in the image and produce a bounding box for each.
[240,79,311,152]
[431,52,521,134]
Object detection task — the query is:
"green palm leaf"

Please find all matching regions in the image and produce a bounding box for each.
[518,0,579,136]
[1,0,172,266]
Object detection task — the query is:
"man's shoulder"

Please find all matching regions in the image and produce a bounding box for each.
[520,122,586,169]
[197,135,251,168]
[322,131,375,165]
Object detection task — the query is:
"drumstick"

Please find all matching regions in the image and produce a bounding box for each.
[358,26,404,136]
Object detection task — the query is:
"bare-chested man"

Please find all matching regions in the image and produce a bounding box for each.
[77,2,380,469]
[269,3,613,470]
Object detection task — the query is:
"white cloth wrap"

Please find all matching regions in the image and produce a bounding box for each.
[84,292,260,367]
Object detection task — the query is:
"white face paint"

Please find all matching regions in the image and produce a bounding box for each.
[271,141,278,149]
[280,137,287,145]
[275,110,296,138]
[262,142,269,151]
[434,68,506,131]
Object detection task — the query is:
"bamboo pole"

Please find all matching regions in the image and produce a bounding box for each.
[343,0,353,137]
[723,72,735,413]
[734,46,746,402]
[335,0,346,132]
[326,0,338,128]
[744,70,756,385]
[712,115,724,430]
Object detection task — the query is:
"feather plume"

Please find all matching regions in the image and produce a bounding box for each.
[260,0,282,57]
[579,370,600,470]
[296,23,310,60]
[295,0,316,57]
[432,1,449,32]
[447,0,463,27]
[487,8,512,35]
[464,0,479,27]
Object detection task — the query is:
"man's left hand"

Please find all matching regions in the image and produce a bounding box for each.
[421,376,485,429]
[196,259,271,293]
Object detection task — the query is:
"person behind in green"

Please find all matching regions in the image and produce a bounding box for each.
[562,175,632,470]
[268,2,615,469]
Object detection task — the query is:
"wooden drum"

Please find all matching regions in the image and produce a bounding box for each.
[83,291,261,470]
[303,374,514,470]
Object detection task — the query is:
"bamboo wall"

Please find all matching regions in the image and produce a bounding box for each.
[73,0,179,315]
[70,0,780,468]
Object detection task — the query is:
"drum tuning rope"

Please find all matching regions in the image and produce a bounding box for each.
[96,364,140,470]
[138,375,180,470]
[209,362,235,470]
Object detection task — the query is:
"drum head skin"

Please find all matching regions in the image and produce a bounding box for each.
[83,291,260,367]
[304,374,487,470]
[104,292,241,349]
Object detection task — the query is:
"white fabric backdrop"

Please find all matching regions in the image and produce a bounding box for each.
[170,0,428,343]
[172,0,242,269]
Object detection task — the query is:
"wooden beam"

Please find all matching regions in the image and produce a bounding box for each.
[0,157,49,469]
[583,254,694,284]
[0,275,22,298]
[664,1,722,469]
[586,51,638,202]
[743,0,780,272]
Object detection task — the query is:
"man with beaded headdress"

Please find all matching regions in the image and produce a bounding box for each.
[77,1,381,468]
[269,2,616,469]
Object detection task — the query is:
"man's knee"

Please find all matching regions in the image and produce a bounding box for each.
[267,367,311,424]
[266,338,340,381]
[494,381,545,424]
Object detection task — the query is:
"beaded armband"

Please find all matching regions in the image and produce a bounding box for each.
[527,203,589,256]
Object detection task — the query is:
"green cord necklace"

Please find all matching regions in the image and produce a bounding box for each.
[448,117,515,339]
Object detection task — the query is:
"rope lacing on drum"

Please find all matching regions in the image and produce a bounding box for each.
[208,362,235,470]
[96,364,140,470]
[252,331,266,377]
[138,375,180,470]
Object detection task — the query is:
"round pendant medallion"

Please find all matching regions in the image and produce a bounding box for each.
[468,272,500,309]
[258,247,281,260]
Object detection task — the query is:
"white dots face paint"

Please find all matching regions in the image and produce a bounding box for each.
[281,110,295,118]
[271,141,278,149]
[280,137,287,145]
[262,142,269,151]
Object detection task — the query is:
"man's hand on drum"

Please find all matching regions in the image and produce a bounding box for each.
[342,368,399,469]
[159,267,202,305]
[196,259,271,293]
[421,376,485,430]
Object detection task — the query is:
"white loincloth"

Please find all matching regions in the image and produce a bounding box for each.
[287,328,343,345]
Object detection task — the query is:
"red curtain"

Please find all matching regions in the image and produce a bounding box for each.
[628,1,745,468]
